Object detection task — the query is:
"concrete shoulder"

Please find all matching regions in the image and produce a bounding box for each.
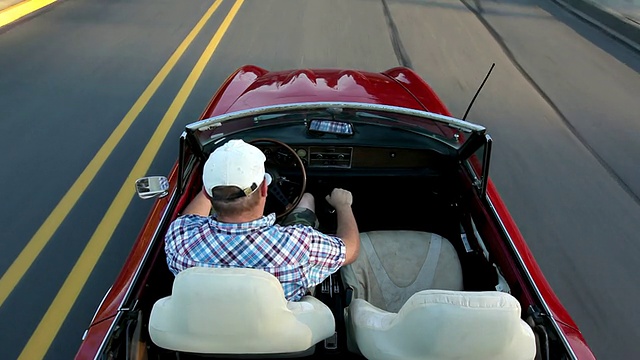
[553,0,640,52]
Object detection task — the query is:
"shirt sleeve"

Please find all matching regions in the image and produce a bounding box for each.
[164,214,208,275]
[305,229,347,287]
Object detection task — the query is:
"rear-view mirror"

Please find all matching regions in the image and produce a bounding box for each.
[308,119,354,136]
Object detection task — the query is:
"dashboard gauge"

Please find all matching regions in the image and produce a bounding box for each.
[296,148,307,158]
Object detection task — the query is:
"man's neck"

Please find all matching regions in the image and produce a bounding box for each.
[216,212,264,224]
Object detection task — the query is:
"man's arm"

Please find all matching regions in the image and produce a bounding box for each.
[326,188,360,265]
[182,189,212,216]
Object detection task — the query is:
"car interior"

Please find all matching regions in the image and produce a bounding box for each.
[107,116,562,360]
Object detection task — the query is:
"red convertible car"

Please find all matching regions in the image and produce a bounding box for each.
[75,65,596,360]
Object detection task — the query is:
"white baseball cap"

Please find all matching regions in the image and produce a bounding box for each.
[203,139,271,199]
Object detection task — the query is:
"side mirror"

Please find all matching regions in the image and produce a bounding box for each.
[135,176,169,199]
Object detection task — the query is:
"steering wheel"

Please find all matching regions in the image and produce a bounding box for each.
[249,138,307,219]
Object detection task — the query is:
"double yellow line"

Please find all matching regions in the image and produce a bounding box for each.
[0,0,244,358]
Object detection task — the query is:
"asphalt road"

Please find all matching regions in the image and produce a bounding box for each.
[0,0,639,359]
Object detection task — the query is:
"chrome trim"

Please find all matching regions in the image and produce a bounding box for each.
[87,285,112,327]
[486,195,578,360]
[92,184,182,359]
[186,102,486,133]
[463,161,482,190]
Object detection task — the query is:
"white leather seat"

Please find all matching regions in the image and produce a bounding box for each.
[347,290,537,360]
[148,267,335,355]
[341,230,464,313]
[341,231,536,360]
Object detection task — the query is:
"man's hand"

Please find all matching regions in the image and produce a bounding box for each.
[325,188,353,209]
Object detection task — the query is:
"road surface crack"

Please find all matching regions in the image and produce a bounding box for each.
[381,0,413,68]
[457,0,640,207]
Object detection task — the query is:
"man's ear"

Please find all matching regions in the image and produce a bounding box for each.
[260,180,269,197]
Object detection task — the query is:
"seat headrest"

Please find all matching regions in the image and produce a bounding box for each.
[349,290,537,360]
[148,267,335,354]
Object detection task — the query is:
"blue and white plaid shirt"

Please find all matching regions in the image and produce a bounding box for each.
[164,213,346,301]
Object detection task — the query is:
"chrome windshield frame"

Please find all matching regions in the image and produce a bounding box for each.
[186,102,486,134]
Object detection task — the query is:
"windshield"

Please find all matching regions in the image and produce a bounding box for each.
[186,102,485,150]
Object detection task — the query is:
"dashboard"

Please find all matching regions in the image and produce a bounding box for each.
[259,145,447,169]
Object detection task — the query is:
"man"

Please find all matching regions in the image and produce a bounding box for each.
[164,139,360,301]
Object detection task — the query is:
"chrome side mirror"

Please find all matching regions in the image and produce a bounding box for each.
[135,176,169,199]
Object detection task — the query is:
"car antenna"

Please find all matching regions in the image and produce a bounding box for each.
[462,63,495,121]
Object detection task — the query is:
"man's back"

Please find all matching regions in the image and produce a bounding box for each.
[165,213,345,301]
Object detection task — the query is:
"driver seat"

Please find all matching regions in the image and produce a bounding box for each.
[148,267,335,356]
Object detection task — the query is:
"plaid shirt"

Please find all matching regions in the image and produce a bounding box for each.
[164,213,346,301]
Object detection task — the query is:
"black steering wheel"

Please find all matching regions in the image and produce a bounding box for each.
[249,138,307,219]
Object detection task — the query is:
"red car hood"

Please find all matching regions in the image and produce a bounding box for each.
[207,66,434,117]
